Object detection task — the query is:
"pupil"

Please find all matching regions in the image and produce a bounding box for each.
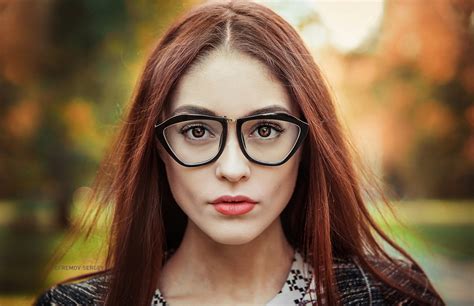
[258,126,270,137]
[192,127,204,138]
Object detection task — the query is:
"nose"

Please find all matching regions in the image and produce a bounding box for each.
[215,124,251,182]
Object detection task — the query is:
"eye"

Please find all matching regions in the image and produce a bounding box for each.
[249,121,284,139]
[180,123,216,141]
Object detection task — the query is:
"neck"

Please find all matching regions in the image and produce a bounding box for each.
[159,218,294,303]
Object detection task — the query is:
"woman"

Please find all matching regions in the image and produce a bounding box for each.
[34,1,445,305]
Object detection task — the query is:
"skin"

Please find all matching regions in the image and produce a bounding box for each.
[157,48,304,305]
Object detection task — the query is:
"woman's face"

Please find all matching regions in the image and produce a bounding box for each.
[159,49,303,245]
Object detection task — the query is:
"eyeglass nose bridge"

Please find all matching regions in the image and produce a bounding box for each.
[219,116,245,155]
[221,116,242,144]
[216,121,248,165]
[223,116,237,123]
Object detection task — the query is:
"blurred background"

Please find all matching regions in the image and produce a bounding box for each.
[0,0,472,305]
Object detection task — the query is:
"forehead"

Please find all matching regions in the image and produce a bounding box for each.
[167,49,298,118]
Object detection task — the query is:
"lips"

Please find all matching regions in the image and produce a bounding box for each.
[211,195,258,204]
[210,195,258,216]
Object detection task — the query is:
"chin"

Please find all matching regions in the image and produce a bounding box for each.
[207,230,261,246]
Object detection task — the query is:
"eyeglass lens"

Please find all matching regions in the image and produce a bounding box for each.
[162,118,301,165]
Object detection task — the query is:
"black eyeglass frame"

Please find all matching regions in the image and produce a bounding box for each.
[154,112,309,167]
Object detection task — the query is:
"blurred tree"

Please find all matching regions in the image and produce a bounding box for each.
[374,0,474,198]
[0,0,196,230]
[305,0,473,199]
[0,0,131,229]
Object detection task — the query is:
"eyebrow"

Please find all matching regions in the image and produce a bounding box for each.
[170,104,292,117]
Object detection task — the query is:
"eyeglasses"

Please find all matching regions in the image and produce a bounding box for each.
[154,112,309,167]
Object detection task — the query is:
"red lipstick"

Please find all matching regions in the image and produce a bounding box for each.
[211,195,257,216]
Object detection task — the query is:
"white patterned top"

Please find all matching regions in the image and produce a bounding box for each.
[151,250,317,306]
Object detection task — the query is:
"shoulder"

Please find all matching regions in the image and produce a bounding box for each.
[33,272,111,306]
[332,255,444,305]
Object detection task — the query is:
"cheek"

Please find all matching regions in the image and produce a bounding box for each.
[166,166,194,201]
[262,159,300,203]
[164,164,210,210]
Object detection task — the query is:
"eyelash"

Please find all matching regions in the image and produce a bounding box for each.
[250,120,284,134]
[180,124,216,138]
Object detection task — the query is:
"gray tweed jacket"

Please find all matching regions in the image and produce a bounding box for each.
[33,252,444,305]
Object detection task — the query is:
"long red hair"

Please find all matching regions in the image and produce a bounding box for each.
[44,1,444,305]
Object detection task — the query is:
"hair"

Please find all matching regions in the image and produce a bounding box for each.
[42,1,444,305]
